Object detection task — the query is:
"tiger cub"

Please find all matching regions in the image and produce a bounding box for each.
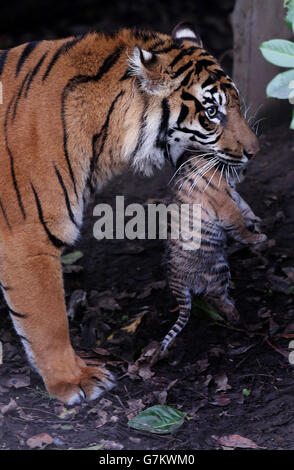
[161,159,266,352]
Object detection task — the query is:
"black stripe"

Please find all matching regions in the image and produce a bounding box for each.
[12,72,30,121]
[0,49,9,75]
[205,133,222,145]
[42,36,84,81]
[199,113,213,131]
[128,103,148,163]
[195,59,215,75]
[15,41,40,77]
[225,188,235,200]
[78,384,86,400]
[169,46,198,68]
[4,99,26,219]
[61,45,124,199]
[65,45,124,89]
[119,68,132,81]
[0,197,11,230]
[173,60,193,79]
[201,75,217,89]
[220,82,234,92]
[151,43,181,54]
[180,69,193,88]
[202,97,214,105]
[30,183,66,248]
[54,164,79,228]
[213,69,227,80]
[19,334,31,344]
[25,52,48,97]
[181,90,204,112]
[8,307,27,318]
[89,90,125,184]
[208,86,218,95]
[148,38,165,50]
[213,264,230,275]
[0,281,12,291]
[132,29,159,42]
[174,125,210,140]
[156,98,170,152]
[177,103,189,126]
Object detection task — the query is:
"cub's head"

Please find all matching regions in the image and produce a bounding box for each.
[129,22,259,172]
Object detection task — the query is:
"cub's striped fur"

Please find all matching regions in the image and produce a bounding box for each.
[162,160,266,352]
[0,22,259,404]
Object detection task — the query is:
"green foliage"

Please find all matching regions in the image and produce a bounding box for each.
[128,405,186,434]
[260,1,294,128]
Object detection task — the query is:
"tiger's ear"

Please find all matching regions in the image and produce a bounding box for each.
[130,45,155,71]
[172,22,203,47]
[129,45,166,95]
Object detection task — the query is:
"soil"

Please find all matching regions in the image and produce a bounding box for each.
[0,122,294,450]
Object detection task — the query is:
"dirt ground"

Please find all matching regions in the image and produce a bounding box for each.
[0,122,294,450]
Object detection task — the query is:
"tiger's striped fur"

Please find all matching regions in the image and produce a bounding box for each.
[161,160,266,352]
[0,22,259,403]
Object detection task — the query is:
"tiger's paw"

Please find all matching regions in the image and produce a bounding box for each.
[47,366,115,405]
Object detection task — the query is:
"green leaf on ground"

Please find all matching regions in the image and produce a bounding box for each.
[61,250,83,265]
[192,298,224,322]
[128,405,186,434]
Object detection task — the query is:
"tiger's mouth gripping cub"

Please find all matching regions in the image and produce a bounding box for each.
[0,22,258,404]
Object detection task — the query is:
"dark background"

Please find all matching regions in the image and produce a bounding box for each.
[0,0,235,73]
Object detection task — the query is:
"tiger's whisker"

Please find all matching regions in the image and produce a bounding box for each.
[202,163,221,193]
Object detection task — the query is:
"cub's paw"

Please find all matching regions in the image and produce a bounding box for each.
[47,366,115,405]
[224,306,240,324]
[249,233,267,245]
[245,216,262,234]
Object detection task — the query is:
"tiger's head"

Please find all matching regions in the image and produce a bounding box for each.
[129,22,259,172]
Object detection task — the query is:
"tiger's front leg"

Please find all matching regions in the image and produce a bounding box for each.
[1,238,114,404]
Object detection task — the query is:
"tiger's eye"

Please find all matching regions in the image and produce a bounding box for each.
[206,106,218,118]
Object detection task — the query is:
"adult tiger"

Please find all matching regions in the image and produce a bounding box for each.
[0,22,259,404]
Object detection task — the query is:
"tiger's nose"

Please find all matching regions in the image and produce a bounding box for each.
[243,145,260,160]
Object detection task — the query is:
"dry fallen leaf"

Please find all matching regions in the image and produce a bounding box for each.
[217,433,259,449]
[209,394,231,407]
[1,398,17,415]
[128,341,161,380]
[7,374,30,389]
[121,312,146,334]
[100,440,124,450]
[138,364,155,380]
[214,373,232,392]
[26,433,54,449]
[126,398,145,420]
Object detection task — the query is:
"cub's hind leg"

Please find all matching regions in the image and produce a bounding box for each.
[205,262,240,323]
[206,293,239,323]
[1,237,114,404]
